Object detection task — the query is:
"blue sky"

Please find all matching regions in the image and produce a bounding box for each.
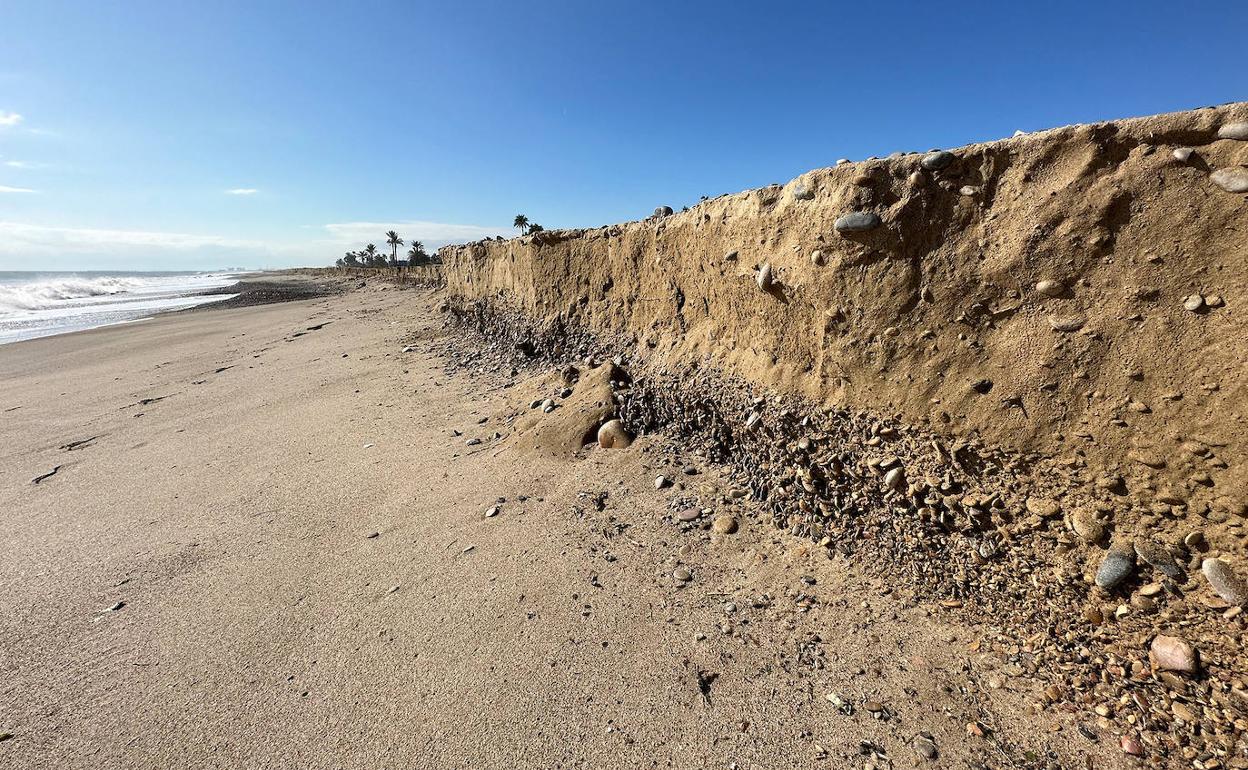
[0,0,1244,271]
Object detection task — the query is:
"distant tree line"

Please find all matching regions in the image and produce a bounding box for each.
[335,229,433,268]
[334,217,548,269]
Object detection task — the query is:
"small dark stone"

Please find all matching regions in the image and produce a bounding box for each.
[920,150,955,171]
[1096,544,1136,590]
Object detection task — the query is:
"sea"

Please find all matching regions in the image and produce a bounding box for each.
[0,271,244,346]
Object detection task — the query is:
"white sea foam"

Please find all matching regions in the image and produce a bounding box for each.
[0,275,150,312]
[0,271,244,345]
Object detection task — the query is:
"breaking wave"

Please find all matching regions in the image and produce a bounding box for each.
[0,275,151,312]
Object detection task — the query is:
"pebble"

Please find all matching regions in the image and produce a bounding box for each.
[1135,539,1183,579]
[466,438,481,446]
[1048,314,1087,332]
[723,249,738,261]
[1211,167,1248,193]
[959,185,978,196]
[833,212,881,233]
[654,475,671,490]
[673,567,692,583]
[1172,147,1194,162]
[1183,293,1206,312]
[912,734,938,760]
[1217,121,1248,140]
[1070,507,1105,543]
[792,182,814,200]
[597,419,632,449]
[676,508,700,522]
[1171,702,1198,724]
[1202,558,1248,605]
[1149,634,1198,675]
[1095,544,1136,590]
[1035,279,1064,297]
[883,467,905,492]
[756,263,774,291]
[712,515,739,534]
[484,506,499,518]
[1025,497,1061,518]
[810,249,826,267]
[920,150,955,171]
[1120,734,1143,756]
[653,205,673,218]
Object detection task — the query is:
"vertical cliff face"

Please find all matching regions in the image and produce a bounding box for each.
[441,103,1248,519]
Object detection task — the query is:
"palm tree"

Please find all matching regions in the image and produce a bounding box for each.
[343,250,360,267]
[362,243,380,267]
[527,223,544,234]
[385,230,404,265]
[407,241,428,265]
[513,214,529,235]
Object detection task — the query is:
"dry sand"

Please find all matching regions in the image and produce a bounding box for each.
[1,281,1129,768]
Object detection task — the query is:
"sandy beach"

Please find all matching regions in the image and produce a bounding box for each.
[0,277,1132,769]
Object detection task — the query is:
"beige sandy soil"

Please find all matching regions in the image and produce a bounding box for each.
[0,282,1123,769]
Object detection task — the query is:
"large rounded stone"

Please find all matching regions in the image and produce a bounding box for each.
[756,263,774,291]
[1211,167,1248,193]
[1035,279,1065,297]
[1216,122,1248,140]
[883,467,905,491]
[1095,544,1135,590]
[1149,635,1198,675]
[834,212,881,233]
[920,150,955,171]
[597,419,632,449]
[1202,558,1248,606]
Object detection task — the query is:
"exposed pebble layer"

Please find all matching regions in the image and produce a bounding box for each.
[443,297,1247,765]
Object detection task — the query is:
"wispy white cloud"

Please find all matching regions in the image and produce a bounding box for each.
[0,222,266,253]
[4,160,45,169]
[0,185,36,193]
[323,220,508,246]
[0,111,22,127]
[225,188,258,196]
